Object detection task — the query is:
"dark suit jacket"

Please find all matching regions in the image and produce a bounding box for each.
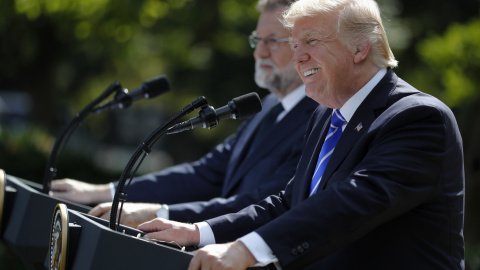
[116,93,319,223]
[207,70,465,269]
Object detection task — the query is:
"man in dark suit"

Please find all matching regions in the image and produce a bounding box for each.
[50,0,320,227]
[138,0,465,269]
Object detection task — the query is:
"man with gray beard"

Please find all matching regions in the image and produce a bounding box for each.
[50,0,322,227]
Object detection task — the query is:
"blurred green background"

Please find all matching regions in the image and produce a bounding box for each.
[1,0,479,269]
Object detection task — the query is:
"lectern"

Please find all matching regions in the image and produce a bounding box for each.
[47,203,193,270]
[0,170,90,269]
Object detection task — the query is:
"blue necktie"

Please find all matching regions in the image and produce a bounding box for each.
[309,109,346,196]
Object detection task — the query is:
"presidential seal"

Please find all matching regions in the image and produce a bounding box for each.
[50,203,68,270]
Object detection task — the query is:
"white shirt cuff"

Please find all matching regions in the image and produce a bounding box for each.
[238,232,279,267]
[109,182,115,200]
[155,204,170,219]
[195,222,216,247]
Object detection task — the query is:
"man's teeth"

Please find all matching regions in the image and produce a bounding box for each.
[304,68,319,77]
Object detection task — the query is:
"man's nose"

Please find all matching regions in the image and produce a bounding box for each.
[293,48,309,65]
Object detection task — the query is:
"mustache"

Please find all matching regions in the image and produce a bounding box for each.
[255,58,277,69]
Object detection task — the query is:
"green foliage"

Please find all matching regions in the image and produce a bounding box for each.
[0,125,51,180]
[466,242,480,270]
[416,19,480,107]
[0,124,120,182]
[1,0,260,153]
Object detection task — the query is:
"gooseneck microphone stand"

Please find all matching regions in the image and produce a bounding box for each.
[42,81,124,194]
[109,97,209,231]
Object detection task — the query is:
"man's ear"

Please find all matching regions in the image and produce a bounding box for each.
[353,39,371,64]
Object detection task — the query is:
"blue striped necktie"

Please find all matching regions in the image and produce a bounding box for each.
[309,109,346,196]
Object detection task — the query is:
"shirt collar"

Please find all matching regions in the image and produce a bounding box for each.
[278,84,306,113]
[339,68,387,123]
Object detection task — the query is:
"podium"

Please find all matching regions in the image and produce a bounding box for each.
[48,203,193,270]
[0,170,91,269]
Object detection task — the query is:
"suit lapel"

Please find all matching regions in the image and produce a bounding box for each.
[318,70,398,191]
[317,108,374,190]
[225,94,279,183]
[295,108,331,200]
[223,97,316,196]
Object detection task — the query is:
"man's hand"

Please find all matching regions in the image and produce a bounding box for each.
[188,241,257,270]
[88,202,160,228]
[138,218,200,247]
[49,178,111,204]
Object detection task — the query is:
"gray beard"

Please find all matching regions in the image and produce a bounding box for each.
[255,69,300,97]
[254,58,303,96]
[255,72,280,91]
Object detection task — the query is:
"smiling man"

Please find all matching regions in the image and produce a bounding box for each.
[138,0,465,269]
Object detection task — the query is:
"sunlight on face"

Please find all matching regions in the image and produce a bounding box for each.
[291,15,357,108]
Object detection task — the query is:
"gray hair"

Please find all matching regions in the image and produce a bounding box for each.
[257,0,295,12]
[283,0,398,68]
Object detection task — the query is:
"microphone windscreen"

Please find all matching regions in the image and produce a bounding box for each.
[143,75,171,98]
[232,92,262,119]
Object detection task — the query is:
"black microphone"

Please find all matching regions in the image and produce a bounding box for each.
[91,75,170,114]
[167,92,262,134]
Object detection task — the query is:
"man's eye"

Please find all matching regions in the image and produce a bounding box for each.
[307,39,319,46]
[267,38,278,44]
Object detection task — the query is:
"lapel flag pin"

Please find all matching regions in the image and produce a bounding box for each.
[355,122,363,132]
